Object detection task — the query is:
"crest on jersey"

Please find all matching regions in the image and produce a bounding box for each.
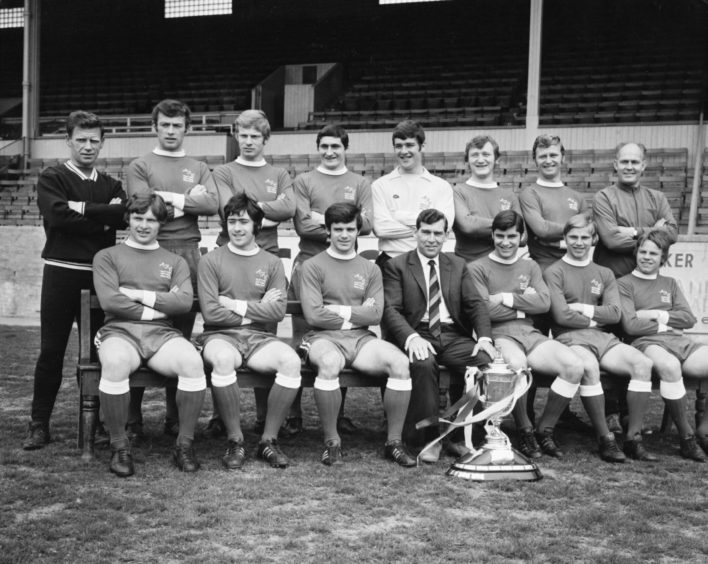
[182,169,195,183]
[265,178,278,194]
[159,262,173,279]
[660,289,672,304]
[518,274,529,290]
[499,198,511,211]
[590,278,602,295]
[419,194,433,210]
[343,185,356,201]
[353,273,367,291]
[567,198,579,211]
[255,268,268,288]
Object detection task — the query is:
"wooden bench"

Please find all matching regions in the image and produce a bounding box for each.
[76,290,706,460]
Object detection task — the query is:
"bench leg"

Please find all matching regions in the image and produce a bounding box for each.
[80,394,99,461]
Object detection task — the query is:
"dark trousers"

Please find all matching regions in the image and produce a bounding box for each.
[404,324,491,446]
[31,264,102,423]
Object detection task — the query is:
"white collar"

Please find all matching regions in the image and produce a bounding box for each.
[391,166,432,180]
[326,248,356,260]
[631,269,658,280]
[153,147,186,158]
[536,178,564,188]
[465,179,498,189]
[125,238,159,250]
[64,161,98,181]
[227,243,259,256]
[489,251,521,265]
[316,165,348,176]
[416,251,439,267]
[235,156,267,167]
[562,255,592,267]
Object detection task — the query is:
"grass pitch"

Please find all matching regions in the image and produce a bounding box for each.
[1,325,708,563]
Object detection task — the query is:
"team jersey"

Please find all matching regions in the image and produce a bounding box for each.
[126,151,218,243]
[543,256,621,336]
[452,181,520,263]
[299,249,383,330]
[198,244,287,333]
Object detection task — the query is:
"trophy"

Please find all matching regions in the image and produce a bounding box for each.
[439,355,542,481]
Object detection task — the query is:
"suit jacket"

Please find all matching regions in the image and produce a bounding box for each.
[382,250,492,349]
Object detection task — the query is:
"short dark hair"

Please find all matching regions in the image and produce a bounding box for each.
[416,208,448,231]
[66,111,104,138]
[491,210,525,236]
[324,202,362,231]
[563,213,596,237]
[125,193,168,224]
[223,193,264,235]
[465,135,500,161]
[636,229,672,266]
[532,134,565,160]
[316,124,349,150]
[235,109,271,141]
[392,119,425,148]
[152,99,191,128]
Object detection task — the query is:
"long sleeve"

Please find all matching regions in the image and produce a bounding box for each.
[512,262,551,314]
[299,262,349,330]
[667,281,697,329]
[592,190,637,252]
[382,260,418,348]
[348,268,384,327]
[460,266,493,339]
[618,278,662,336]
[293,174,328,242]
[453,187,493,236]
[240,260,287,323]
[544,267,594,329]
[372,179,414,239]
[37,172,108,235]
[592,275,622,325]
[467,262,517,322]
[519,189,564,241]
[198,255,245,327]
[641,192,678,243]
[357,178,374,236]
[259,169,296,221]
[125,159,152,198]
[82,178,127,228]
[152,259,193,315]
[182,164,218,216]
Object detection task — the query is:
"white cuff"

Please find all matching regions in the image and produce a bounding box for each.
[550,377,579,399]
[140,306,155,321]
[173,207,185,218]
[478,336,493,343]
[314,377,340,391]
[386,378,412,392]
[657,323,669,333]
[501,293,514,308]
[155,191,173,203]
[339,305,352,321]
[211,371,237,387]
[516,311,526,319]
[628,379,652,393]
[275,373,302,389]
[579,383,604,397]
[177,376,207,392]
[660,380,686,400]
[240,318,252,326]
[234,300,248,317]
[583,305,594,319]
[341,320,353,330]
[143,291,156,308]
[588,320,597,328]
[172,193,185,210]
[404,333,421,350]
[656,311,670,325]
[99,378,130,395]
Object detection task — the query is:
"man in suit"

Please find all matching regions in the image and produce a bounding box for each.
[382,208,497,462]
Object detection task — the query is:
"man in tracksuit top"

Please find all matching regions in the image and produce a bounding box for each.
[23,110,126,451]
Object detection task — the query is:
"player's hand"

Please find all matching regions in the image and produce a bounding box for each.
[68,201,83,213]
[407,336,436,362]
[190,184,207,196]
[109,197,122,205]
[310,211,325,225]
[362,297,376,307]
[473,339,497,360]
[654,218,667,228]
[119,287,143,301]
[488,293,504,305]
[260,288,282,303]
[616,226,635,237]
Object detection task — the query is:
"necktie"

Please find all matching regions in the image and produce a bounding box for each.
[428,259,441,338]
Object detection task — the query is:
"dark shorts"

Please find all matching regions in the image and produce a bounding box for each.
[632,334,705,363]
[300,328,377,367]
[556,328,621,360]
[197,327,279,362]
[95,321,183,361]
[492,321,549,355]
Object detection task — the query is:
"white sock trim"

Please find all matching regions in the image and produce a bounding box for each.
[628,379,652,393]
[178,376,207,392]
[579,383,604,397]
[99,379,130,395]
[550,377,580,399]
[275,373,302,389]
[314,377,340,391]
[660,380,686,400]
[386,378,412,392]
[211,371,237,387]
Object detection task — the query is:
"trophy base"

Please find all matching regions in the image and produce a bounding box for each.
[446,447,542,482]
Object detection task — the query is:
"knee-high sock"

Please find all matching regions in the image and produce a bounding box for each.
[384,378,412,442]
[263,373,301,440]
[211,371,241,442]
[626,379,652,438]
[254,386,270,422]
[99,379,130,447]
[314,377,341,444]
[287,387,304,419]
[339,387,349,418]
[165,385,178,423]
[176,377,207,446]
[128,386,145,425]
[580,383,610,438]
[513,392,534,432]
[661,380,692,437]
[536,378,579,434]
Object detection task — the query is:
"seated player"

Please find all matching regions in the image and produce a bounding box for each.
[382,208,496,462]
[467,211,609,460]
[453,135,521,263]
[544,214,656,461]
[93,194,206,477]
[618,230,706,461]
[196,194,302,469]
[298,202,415,467]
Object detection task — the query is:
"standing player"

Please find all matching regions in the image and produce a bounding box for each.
[287,124,373,435]
[453,135,520,263]
[125,99,218,438]
[298,203,415,467]
[593,142,678,278]
[197,194,301,469]
[23,111,126,450]
[544,215,656,461]
[94,194,206,477]
[468,211,624,462]
[382,209,496,461]
[618,230,706,461]
[372,120,454,267]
